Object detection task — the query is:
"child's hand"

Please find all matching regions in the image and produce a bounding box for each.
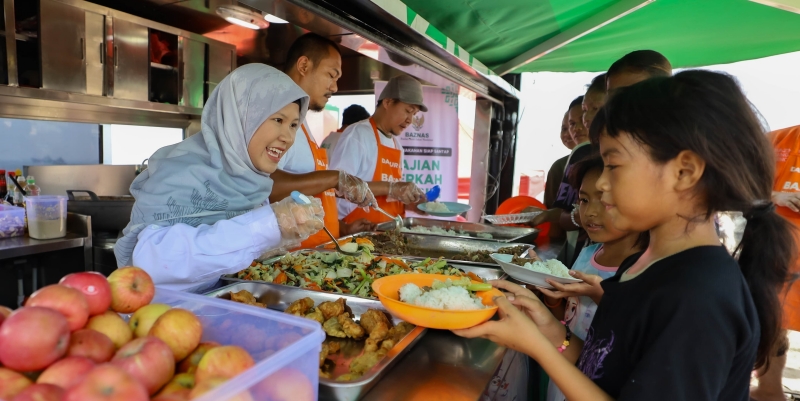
[540,271,605,305]
[452,295,564,358]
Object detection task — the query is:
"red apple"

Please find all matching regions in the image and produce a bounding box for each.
[129,303,170,338]
[255,368,315,401]
[177,342,220,374]
[63,364,149,401]
[152,395,190,401]
[107,267,155,313]
[0,307,70,371]
[11,383,64,401]
[195,346,254,383]
[60,272,112,316]
[86,310,132,349]
[25,285,90,331]
[37,356,95,388]
[150,309,202,361]
[188,376,253,401]
[0,367,33,400]
[111,336,175,395]
[157,372,194,398]
[66,328,116,363]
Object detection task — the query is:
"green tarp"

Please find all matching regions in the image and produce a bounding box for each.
[399,0,800,73]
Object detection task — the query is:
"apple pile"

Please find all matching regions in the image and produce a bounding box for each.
[0,267,256,401]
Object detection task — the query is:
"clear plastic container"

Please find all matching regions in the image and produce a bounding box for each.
[24,195,67,239]
[0,204,25,238]
[142,288,324,401]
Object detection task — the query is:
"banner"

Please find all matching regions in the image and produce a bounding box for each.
[374,81,459,206]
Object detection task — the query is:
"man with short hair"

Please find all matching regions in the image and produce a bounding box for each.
[321,104,370,153]
[268,33,376,246]
[330,75,428,223]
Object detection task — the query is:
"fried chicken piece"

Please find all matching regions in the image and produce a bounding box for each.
[305,307,325,324]
[349,349,387,375]
[285,297,314,316]
[327,340,341,354]
[388,322,415,343]
[319,342,330,367]
[319,369,332,379]
[335,372,362,382]
[323,316,347,338]
[230,290,266,307]
[337,312,365,340]
[380,338,396,351]
[360,309,391,352]
[318,298,346,320]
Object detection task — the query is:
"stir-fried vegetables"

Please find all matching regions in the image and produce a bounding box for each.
[237,240,480,298]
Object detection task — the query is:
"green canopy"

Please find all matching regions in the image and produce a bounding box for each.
[388,0,800,73]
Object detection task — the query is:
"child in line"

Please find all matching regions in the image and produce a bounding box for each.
[542,154,648,401]
[455,70,796,400]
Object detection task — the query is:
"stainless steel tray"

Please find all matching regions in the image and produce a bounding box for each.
[319,232,533,269]
[204,282,426,401]
[223,250,506,293]
[375,217,538,243]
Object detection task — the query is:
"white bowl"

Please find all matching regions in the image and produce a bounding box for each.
[417,201,472,217]
[489,254,582,289]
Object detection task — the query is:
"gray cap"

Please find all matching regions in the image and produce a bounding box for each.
[378,75,428,112]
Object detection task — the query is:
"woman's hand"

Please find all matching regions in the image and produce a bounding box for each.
[539,271,604,305]
[773,191,800,213]
[388,182,426,205]
[336,170,377,208]
[271,195,325,243]
[339,218,375,235]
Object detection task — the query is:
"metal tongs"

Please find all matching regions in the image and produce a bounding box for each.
[291,191,360,256]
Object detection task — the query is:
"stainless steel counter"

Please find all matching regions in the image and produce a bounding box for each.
[361,330,507,401]
[0,213,92,270]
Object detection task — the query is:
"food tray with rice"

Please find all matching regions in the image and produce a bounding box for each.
[318,231,535,268]
[204,281,426,401]
[375,217,538,243]
[224,242,503,299]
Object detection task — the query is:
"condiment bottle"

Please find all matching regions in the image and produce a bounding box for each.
[26,176,40,197]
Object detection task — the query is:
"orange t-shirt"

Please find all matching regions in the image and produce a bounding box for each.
[770,125,800,331]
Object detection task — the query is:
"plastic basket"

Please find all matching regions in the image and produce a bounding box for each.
[482,211,542,225]
[148,287,324,401]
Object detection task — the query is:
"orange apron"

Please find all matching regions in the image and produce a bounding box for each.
[770,125,800,331]
[343,118,404,224]
[299,124,340,248]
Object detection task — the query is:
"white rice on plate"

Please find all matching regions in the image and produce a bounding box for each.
[522,259,571,278]
[423,201,451,213]
[399,283,486,310]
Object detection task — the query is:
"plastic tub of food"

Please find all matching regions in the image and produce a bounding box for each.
[147,287,324,401]
[0,204,25,238]
[24,195,67,239]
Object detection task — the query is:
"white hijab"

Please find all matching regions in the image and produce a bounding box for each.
[115,64,309,267]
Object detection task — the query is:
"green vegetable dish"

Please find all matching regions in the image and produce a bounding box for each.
[236,242,484,299]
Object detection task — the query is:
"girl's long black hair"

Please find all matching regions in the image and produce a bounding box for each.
[590,70,797,369]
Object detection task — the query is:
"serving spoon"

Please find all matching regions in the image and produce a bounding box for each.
[290,191,360,256]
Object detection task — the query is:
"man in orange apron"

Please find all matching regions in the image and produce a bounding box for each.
[329,75,428,224]
[752,125,800,401]
[267,33,376,248]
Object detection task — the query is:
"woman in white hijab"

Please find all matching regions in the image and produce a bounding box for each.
[115,64,323,292]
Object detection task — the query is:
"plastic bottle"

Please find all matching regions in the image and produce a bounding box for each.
[14,176,26,206]
[25,176,40,197]
[0,170,6,201]
[6,172,15,204]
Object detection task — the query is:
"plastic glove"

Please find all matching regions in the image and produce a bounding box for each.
[270,195,325,242]
[387,182,427,205]
[335,170,377,208]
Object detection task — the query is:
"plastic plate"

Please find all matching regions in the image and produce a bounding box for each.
[417,202,472,217]
[489,254,581,289]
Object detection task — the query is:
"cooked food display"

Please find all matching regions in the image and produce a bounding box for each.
[451,245,531,264]
[229,289,266,307]
[236,241,483,299]
[398,277,492,310]
[281,296,415,381]
[400,225,494,239]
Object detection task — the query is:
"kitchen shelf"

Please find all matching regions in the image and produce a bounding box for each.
[0,30,35,42]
